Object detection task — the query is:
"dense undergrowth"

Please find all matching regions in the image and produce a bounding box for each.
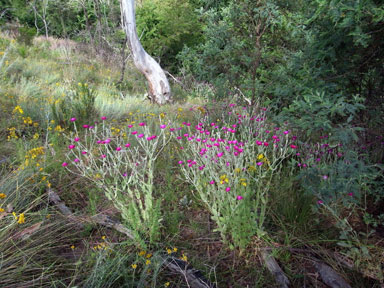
[1,34,383,288]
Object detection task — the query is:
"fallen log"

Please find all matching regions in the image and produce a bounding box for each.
[261,250,290,288]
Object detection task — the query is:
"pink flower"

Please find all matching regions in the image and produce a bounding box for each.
[128,124,133,128]
[116,147,122,151]
[74,137,80,142]
[317,200,323,205]
[225,187,231,192]
[70,117,76,122]
[83,125,89,128]
[290,144,298,149]
[217,152,224,158]
[257,162,263,166]
[178,161,183,165]
[160,124,166,129]
[256,141,262,146]
[101,154,106,158]
[74,158,80,163]
[348,192,353,196]
[104,139,111,144]
[138,134,144,138]
[101,116,107,120]
[284,130,289,135]
[236,195,244,200]
[131,131,137,135]
[62,162,68,167]
[97,140,102,144]
[125,143,131,147]
[68,145,75,149]
[209,180,215,184]
[139,122,146,126]
[169,128,175,132]
[81,151,87,155]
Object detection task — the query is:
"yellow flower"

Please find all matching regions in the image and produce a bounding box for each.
[71,245,75,250]
[131,263,137,269]
[173,247,178,252]
[102,236,106,240]
[180,254,188,262]
[138,250,146,256]
[13,105,24,114]
[257,154,264,160]
[241,182,247,187]
[165,282,170,287]
[0,208,5,213]
[167,248,172,254]
[18,213,25,224]
[234,168,241,173]
[145,259,151,265]
[146,253,152,258]
[0,193,6,199]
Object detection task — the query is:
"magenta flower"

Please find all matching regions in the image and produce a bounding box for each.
[82,151,87,154]
[209,180,215,184]
[74,137,80,142]
[128,124,133,128]
[160,124,166,129]
[225,187,231,192]
[125,143,131,147]
[101,154,106,158]
[236,195,244,200]
[62,162,68,167]
[104,139,111,144]
[348,192,353,196]
[263,142,269,146]
[83,125,89,128]
[70,117,76,122]
[97,140,102,144]
[137,133,144,138]
[217,152,224,158]
[178,161,183,165]
[257,162,263,166]
[101,116,107,120]
[131,131,137,135]
[139,122,146,126]
[116,147,122,151]
[290,144,298,149]
[68,145,75,149]
[256,141,262,146]
[317,200,323,205]
[169,128,175,132]
[74,158,80,163]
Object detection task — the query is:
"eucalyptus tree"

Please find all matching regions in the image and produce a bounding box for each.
[120,0,171,105]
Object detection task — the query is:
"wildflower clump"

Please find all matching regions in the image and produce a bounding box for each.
[62,116,171,243]
[175,104,298,249]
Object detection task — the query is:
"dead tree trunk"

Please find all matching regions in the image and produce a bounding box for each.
[120,0,171,105]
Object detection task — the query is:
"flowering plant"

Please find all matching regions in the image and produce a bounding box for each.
[63,117,170,243]
[175,104,297,249]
